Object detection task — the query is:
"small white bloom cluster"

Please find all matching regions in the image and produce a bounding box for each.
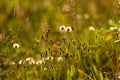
[36,60,44,65]
[25,57,36,65]
[44,56,54,61]
[17,56,54,65]
[110,27,118,31]
[13,43,19,49]
[19,60,24,65]
[9,56,64,65]
[57,56,63,62]
[18,57,35,65]
[118,28,120,32]
[110,27,120,32]
[88,26,95,31]
[59,25,72,32]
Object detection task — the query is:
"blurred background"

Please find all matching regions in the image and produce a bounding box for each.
[0,0,119,45]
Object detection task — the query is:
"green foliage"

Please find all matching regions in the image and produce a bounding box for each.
[0,0,120,80]
[67,65,75,80]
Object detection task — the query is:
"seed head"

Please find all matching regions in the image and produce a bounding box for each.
[57,57,63,62]
[13,43,19,48]
[10,61,16,65]
[65,26,72,32]
[19,60,23,65]
[88,26,95,31]
[59,25,66,32]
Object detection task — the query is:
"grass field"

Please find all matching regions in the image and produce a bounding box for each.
[0,0,120,80]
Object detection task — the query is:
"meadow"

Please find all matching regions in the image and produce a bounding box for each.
[0,0,120,80]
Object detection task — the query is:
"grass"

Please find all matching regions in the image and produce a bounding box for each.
[0,0,120,80]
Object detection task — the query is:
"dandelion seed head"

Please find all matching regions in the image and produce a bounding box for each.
[29,60,35,65]
[10,61,16,65]
[59,25,66,32]
[50,56,54,60]
[19,60,23,65]
[118,75,120,79]
[103,71,106,74]
[46,56,50,61]
[25,57,34,62]
[118,28,120,32]
[110,27,115,31]
[45,56,54,61]
[41,58,46,64]
[44,67,47,71]
[65,26,72,32]
[57,57,63,62]
[110,27,118,31]
[36,60,43,65]
[13,43,19,48]
[88,26,95,31]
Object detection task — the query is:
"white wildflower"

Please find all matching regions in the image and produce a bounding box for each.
[59,25,66,32]
[44,67,48,71]
[118,75,120,79]
[10,61,16,65]
[110,27,115,31]
[45,56,54,61]
[29,59,35,65]
[50,56,54,60]
[46,56,50,61]
[110,27,118,31]
[88,26,95,31]
[36,60,43,65]
[103,72,106,74]
[118,28,120,32]
[19,60,23,65]
[13,43,19,48]
[25,57,34,62]
[65,26,72,32]
[57,57,63,62]
[42,58,45,62]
